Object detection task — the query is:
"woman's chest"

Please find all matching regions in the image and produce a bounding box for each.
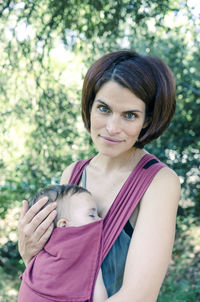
[85,171,127,218]
[84,166,140,227]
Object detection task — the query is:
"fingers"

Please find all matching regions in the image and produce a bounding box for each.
[19,196,57,241]
[29,202,57,233]
[24,197,49,224]
[34,209,57,238]
[29,219,55,256]
[38,222,54,247]
[20,200,29,219]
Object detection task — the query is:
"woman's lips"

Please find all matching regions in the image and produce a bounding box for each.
[100,135,124,144]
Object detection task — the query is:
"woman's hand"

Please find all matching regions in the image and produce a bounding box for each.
[18,197,57,266]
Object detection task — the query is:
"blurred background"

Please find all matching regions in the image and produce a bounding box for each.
[0,0,199,301]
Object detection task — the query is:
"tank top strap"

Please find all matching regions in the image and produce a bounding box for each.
[68,158,92,185]
[80,166,87,188]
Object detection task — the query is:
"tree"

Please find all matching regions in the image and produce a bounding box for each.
[2,0,199,216]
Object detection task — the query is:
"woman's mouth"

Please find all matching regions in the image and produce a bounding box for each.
[100,135,124,144]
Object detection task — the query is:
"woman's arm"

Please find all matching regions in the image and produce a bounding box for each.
[94,269,108,302]
[106,167,180,302]
[18,162,76,266]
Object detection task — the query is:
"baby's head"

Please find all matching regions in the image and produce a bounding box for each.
[29,184,100,228]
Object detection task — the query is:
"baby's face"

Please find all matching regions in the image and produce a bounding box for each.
[66,192,101,227]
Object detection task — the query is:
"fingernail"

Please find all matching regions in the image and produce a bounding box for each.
[52,202,57,207]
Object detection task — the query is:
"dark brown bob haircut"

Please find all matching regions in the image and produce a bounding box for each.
[81,50,176,148]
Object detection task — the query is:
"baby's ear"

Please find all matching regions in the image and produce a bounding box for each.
[57,218,68,228]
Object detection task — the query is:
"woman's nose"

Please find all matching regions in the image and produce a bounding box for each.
[106,115,121,135]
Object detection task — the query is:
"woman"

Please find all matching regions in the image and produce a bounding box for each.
[18,50,180,302]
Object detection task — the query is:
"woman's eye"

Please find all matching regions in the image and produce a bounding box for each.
[89,214,95,218]
[124,112,136,120]
[98,105,109,113]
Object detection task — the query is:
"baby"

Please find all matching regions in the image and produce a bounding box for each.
[18,184,107,302]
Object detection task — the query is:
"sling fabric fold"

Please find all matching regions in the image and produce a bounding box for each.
[18,154,165,302]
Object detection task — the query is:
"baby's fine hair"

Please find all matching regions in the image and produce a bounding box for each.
[29,184,90,227]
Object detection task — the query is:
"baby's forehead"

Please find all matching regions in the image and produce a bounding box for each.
[67,191,96,207]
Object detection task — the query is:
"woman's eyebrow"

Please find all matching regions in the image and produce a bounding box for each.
[95,99,109,106]
[124,109,143,113]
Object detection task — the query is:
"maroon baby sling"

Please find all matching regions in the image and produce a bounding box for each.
[18,154,165,302]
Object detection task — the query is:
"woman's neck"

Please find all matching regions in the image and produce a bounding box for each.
[90,148,147,174]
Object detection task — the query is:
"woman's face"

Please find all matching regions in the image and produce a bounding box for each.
[90,81,146,158]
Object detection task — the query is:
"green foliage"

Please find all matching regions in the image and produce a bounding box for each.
[158,219,200,301]
[0,241,23,273]
[0,266,20,302]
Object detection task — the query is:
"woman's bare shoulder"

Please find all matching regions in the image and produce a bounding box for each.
[142,165,181,209]
[153,166,180,192]
[60,162,78,184]
[129,166,180,227]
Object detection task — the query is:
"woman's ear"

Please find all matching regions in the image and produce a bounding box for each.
[57,218,68,228]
